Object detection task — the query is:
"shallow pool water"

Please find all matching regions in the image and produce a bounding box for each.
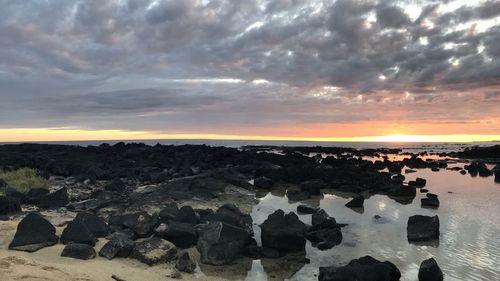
[250,164,500,280]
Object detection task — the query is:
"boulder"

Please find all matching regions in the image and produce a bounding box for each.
[421,196,439,208]
[176,251,197,273]
[159,202,179,222]
[99,235,134,259]
[286,189,311,201]
[306,224,342,250]
[345,195,364,208]
[104,178,126,191]
[121,211,158,238]
[297,204,319,214]
[312,209,336,226]
[319,255,401,281]
[9,213,58,252]
[74,212,110,237]
[131,237,178,265]
[254,177,273,189]
[174,206,199,225]
[465,161,493,177]
[245,245,281,259]
[418,258,443,281]
[206,203,253,234]
[261,210,307,252]
[162,221,198,248]
[300,179,324,195]
[0,196,21,215]
[61,220,98,246]
[61,243,96,260]
[38,187,69,208]
[24,188,50,204]
[196,222,251,265]
[407,215,440,242]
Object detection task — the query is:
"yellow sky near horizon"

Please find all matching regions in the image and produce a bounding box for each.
[0,128,499,143]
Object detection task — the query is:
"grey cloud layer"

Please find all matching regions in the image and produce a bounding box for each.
[0,0,499,133]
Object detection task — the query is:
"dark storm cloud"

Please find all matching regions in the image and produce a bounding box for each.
[0,0,498,132]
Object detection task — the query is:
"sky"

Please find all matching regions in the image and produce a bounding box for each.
[0,0,499,142]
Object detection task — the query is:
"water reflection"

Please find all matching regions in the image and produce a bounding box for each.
[249,164,500,280]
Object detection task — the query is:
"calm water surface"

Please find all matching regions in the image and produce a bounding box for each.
[250,163,500,281]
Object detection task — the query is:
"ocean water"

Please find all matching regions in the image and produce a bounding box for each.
[3,139,499,153]
[249,157,500,281]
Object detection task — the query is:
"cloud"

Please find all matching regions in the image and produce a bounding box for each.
[0,0,498,136]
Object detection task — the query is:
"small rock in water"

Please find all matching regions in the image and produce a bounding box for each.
[345,195,364,208]
[297,204,319,214]
[261,210,307,252]
[420,189,429,193]
[61,243,96,260]
[407,215,440,242]
[418,258,443,281]
[405,169,417,174]
[319,255,401,281]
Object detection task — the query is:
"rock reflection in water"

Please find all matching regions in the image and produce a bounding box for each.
[249,163,500,281]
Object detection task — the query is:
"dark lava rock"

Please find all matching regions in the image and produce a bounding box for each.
[74,212,110,238]
[465,161,493,177]
[297,204,319,214]
[300,179,324,195]
[245,245,281,259]
[9,213,58,252]
[174,206,199,225]
[345,195,364,208]
[407,215,440,242]
[286,189,311,201]
[312,209,336,226]
[159,202,179,222]
[261,210,307,252]
[421,197,440,208]
[306,224,342,251]
[494,165,500,183]
[61,243,96,260]
[121,211,159,238]
[319,255,401,281]
[389,185,416,198]
[206,203,253,234]
[176,251,197,273]
[0,196,21,215]
[38,187,69,208]
[104,178,126,191]
[418,258,444,281]
[162,221,198,248]
[25,188,50,204]
[420,189,429,193]
[196,221,251,265]
[99,235,134,259]
[254,177,274,189]
[61,220,98,246]
[4,187,26,202]
[131,237,178,265]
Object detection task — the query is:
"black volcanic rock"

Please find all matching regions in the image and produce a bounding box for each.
[99,235,134,260]
[254,177,273,189]
[297,204,319,214]
[261,210,307,252]
[407,215,440,242]
[196,222,251,265]
[319,255,401,281]
[74,212,110,238]
[161,221,198,248]
[131,237,178,265]
[121,211,159,238]
[0,196,21,215]
[345,195,364,208]
[61,220,98,246]
[418,258,444,281]
[61,243,96,260]
[9,213,58,252]
[38,187,69,208]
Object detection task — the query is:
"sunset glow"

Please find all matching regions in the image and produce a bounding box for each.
[0,128,498,143]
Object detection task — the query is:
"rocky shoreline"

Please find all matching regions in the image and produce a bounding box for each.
[0,143,499,280]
